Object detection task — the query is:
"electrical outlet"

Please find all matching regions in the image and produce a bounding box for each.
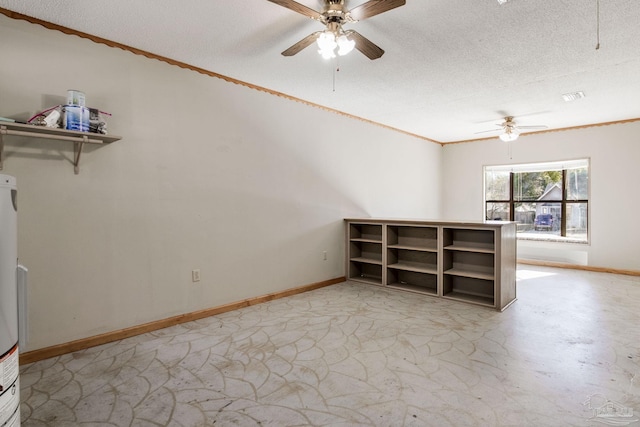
[323,251,327,261]
[192,269,200,282]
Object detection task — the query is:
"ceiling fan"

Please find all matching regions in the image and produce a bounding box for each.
[476,116,548,141]
[267,0,406,60]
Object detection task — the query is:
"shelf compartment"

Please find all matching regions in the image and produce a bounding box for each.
[442,275,495,307]
[443,250,494,280]
[350,241,382,264]
[349,261,383,285]
[387,269,437,295]
[387,225,437,252]
[349,223,383,243]
[387,249,437,274]
[443,228,495,253]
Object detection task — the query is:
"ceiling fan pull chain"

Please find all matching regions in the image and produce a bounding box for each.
[595,0,600,50]
[333,59,336,91]
[332,56,340,92]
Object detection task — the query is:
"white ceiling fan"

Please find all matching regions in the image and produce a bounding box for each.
[476,116,548,141]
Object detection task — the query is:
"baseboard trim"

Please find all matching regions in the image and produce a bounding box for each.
[19,276,345,365]
[518,259,640,277]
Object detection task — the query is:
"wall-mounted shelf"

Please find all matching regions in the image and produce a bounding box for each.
[0,122,122,174]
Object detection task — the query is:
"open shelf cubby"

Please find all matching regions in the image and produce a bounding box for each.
[387,225,437,251]
[443,228,495,253]
[388,248,437,274]
[349,241,383,264]
[349,261,383,285]
[442,275,495,307]
[443,250,494,280]
[387,269,437,295]
[349,223,383,242]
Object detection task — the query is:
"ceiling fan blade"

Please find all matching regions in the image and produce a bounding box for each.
[474,128,503,135]
[348,0,406,21]
[346,30,384,59]
[516,125,548,130]
[281,32,321,56]
[266,0,323,21]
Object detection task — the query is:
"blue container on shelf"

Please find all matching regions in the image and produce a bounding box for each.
[62,105,89,132]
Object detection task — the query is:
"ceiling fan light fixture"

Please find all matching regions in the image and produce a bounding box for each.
[499,128,520,142]
[317,31,337,59]
[336,34,355,56]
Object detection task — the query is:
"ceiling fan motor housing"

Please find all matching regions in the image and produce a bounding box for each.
[325,0,354,25]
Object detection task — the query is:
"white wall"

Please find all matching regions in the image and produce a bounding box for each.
[0,16,442,351]
[442,122,640,271]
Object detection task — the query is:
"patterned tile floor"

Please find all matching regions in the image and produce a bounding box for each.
[19,266,640,426]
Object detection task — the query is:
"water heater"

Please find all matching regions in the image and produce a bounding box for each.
[0,174,20,426]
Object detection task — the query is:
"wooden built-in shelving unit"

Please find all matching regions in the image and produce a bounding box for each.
[345,219,517,311]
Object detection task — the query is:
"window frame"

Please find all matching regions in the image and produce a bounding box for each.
[484,159,590,243]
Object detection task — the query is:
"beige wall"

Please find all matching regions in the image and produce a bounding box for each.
[441,122,640,271]
[0,16,442,351]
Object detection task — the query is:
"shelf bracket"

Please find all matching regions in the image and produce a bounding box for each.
[73,135,88,175]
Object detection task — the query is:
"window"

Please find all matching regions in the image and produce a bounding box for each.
[484,159,589,242]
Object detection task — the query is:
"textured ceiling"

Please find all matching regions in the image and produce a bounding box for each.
[1,0,640,143]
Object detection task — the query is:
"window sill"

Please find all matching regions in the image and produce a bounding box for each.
[517,233,588,245]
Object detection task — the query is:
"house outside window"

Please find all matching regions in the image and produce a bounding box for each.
[484,159,589,243]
